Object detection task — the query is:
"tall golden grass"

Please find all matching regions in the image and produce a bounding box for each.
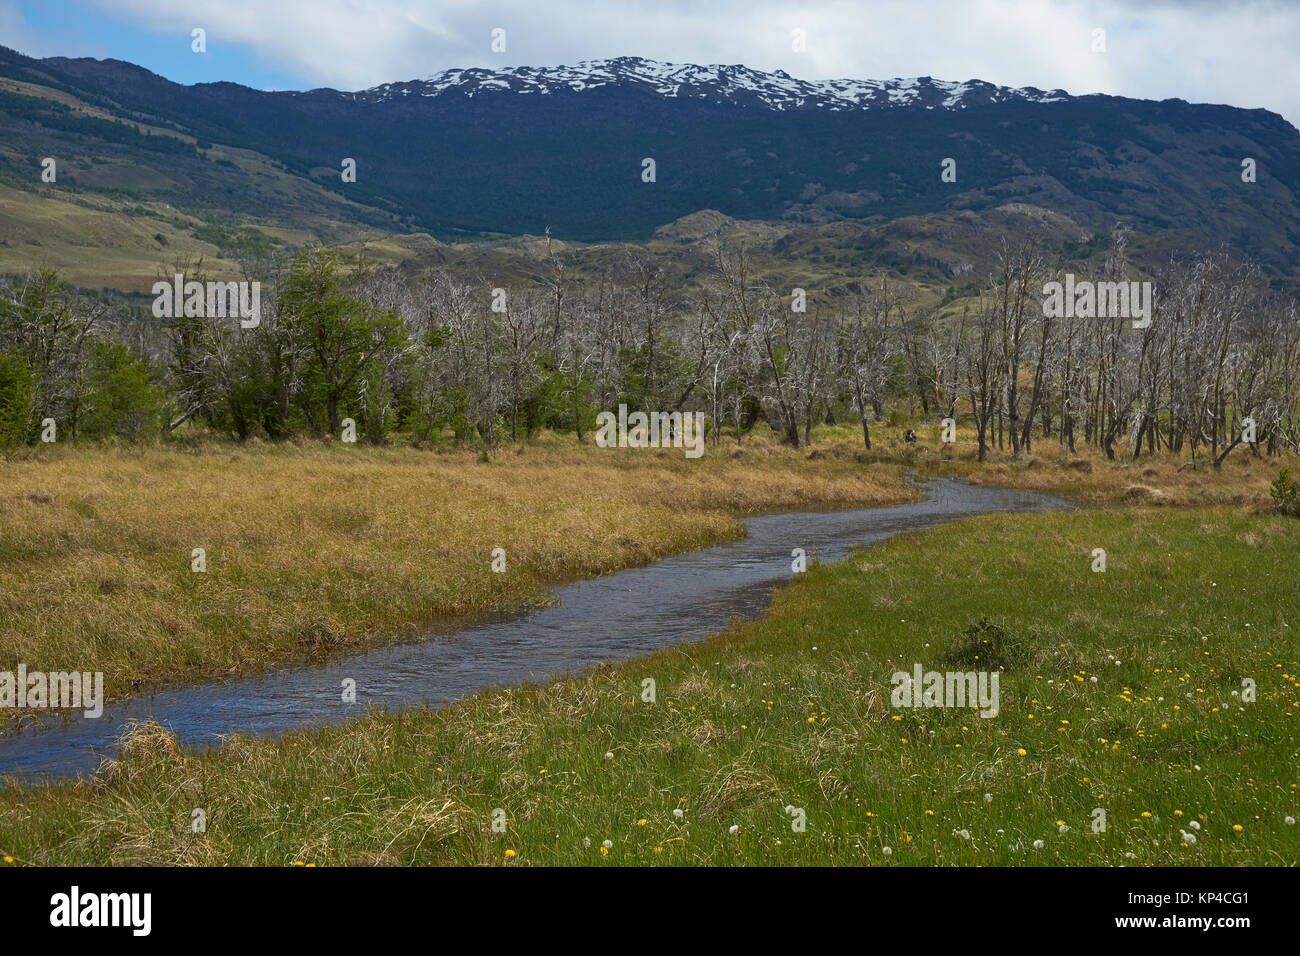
[847,419,1291,507]
[3,422,1290,706]
[0,434,913,700]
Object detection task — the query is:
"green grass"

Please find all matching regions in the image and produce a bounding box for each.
[3,505,1298,866]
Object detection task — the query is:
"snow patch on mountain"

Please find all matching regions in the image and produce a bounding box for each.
[357,56,1070,111]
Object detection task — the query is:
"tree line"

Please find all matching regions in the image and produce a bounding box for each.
[2,231,1298,462]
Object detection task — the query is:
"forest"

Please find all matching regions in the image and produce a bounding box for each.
[2,231,1297,466]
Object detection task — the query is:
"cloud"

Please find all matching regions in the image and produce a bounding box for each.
[67,0,1300,125]
[0,0,73,57]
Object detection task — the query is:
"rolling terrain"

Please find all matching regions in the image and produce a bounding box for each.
[2,46,1298,295]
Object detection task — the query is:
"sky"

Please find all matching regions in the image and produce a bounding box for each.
[1,0,1297,126]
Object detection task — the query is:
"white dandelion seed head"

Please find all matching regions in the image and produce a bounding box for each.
[1033,839,1045,850]
[881,846,892,856]
[602,840,613,849]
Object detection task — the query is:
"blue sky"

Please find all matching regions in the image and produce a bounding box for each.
[2,0,1297,126]
[1,0,305,89]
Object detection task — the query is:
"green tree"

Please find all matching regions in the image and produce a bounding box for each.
[0,268,101,437]
[78,341,164,441]
[0,353,34,447]
[278,250,406,437]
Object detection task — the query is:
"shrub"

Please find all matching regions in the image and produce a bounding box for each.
[942,617,1032,670]
[78,341,164,441]
[0,353,34,448]
[1270,468,1300,517]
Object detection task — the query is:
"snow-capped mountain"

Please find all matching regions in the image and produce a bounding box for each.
[357,56,1070,111]
[2,43,1297,275]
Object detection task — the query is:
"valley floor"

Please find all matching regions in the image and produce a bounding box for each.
[0,433,913,702]
[1,429,1297,865]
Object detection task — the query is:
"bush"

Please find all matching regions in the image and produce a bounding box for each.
[1270,468,1300,517]
[78,341,164,441]
[0,353,34,448]
[942,617,1032,670]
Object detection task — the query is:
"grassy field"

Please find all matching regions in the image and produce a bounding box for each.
[2,501,1296,866]
[0,433,914,703]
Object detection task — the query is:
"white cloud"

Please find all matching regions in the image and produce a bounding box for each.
[0,0,82,57]
[79,0,1300,124]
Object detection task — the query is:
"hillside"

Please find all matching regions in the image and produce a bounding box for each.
[1,46,1298,293]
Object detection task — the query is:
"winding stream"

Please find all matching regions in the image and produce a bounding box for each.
[1,478,1068,781]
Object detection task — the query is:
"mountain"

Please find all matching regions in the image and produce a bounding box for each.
[1,46,1298,287]
[359,57,1071,111]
